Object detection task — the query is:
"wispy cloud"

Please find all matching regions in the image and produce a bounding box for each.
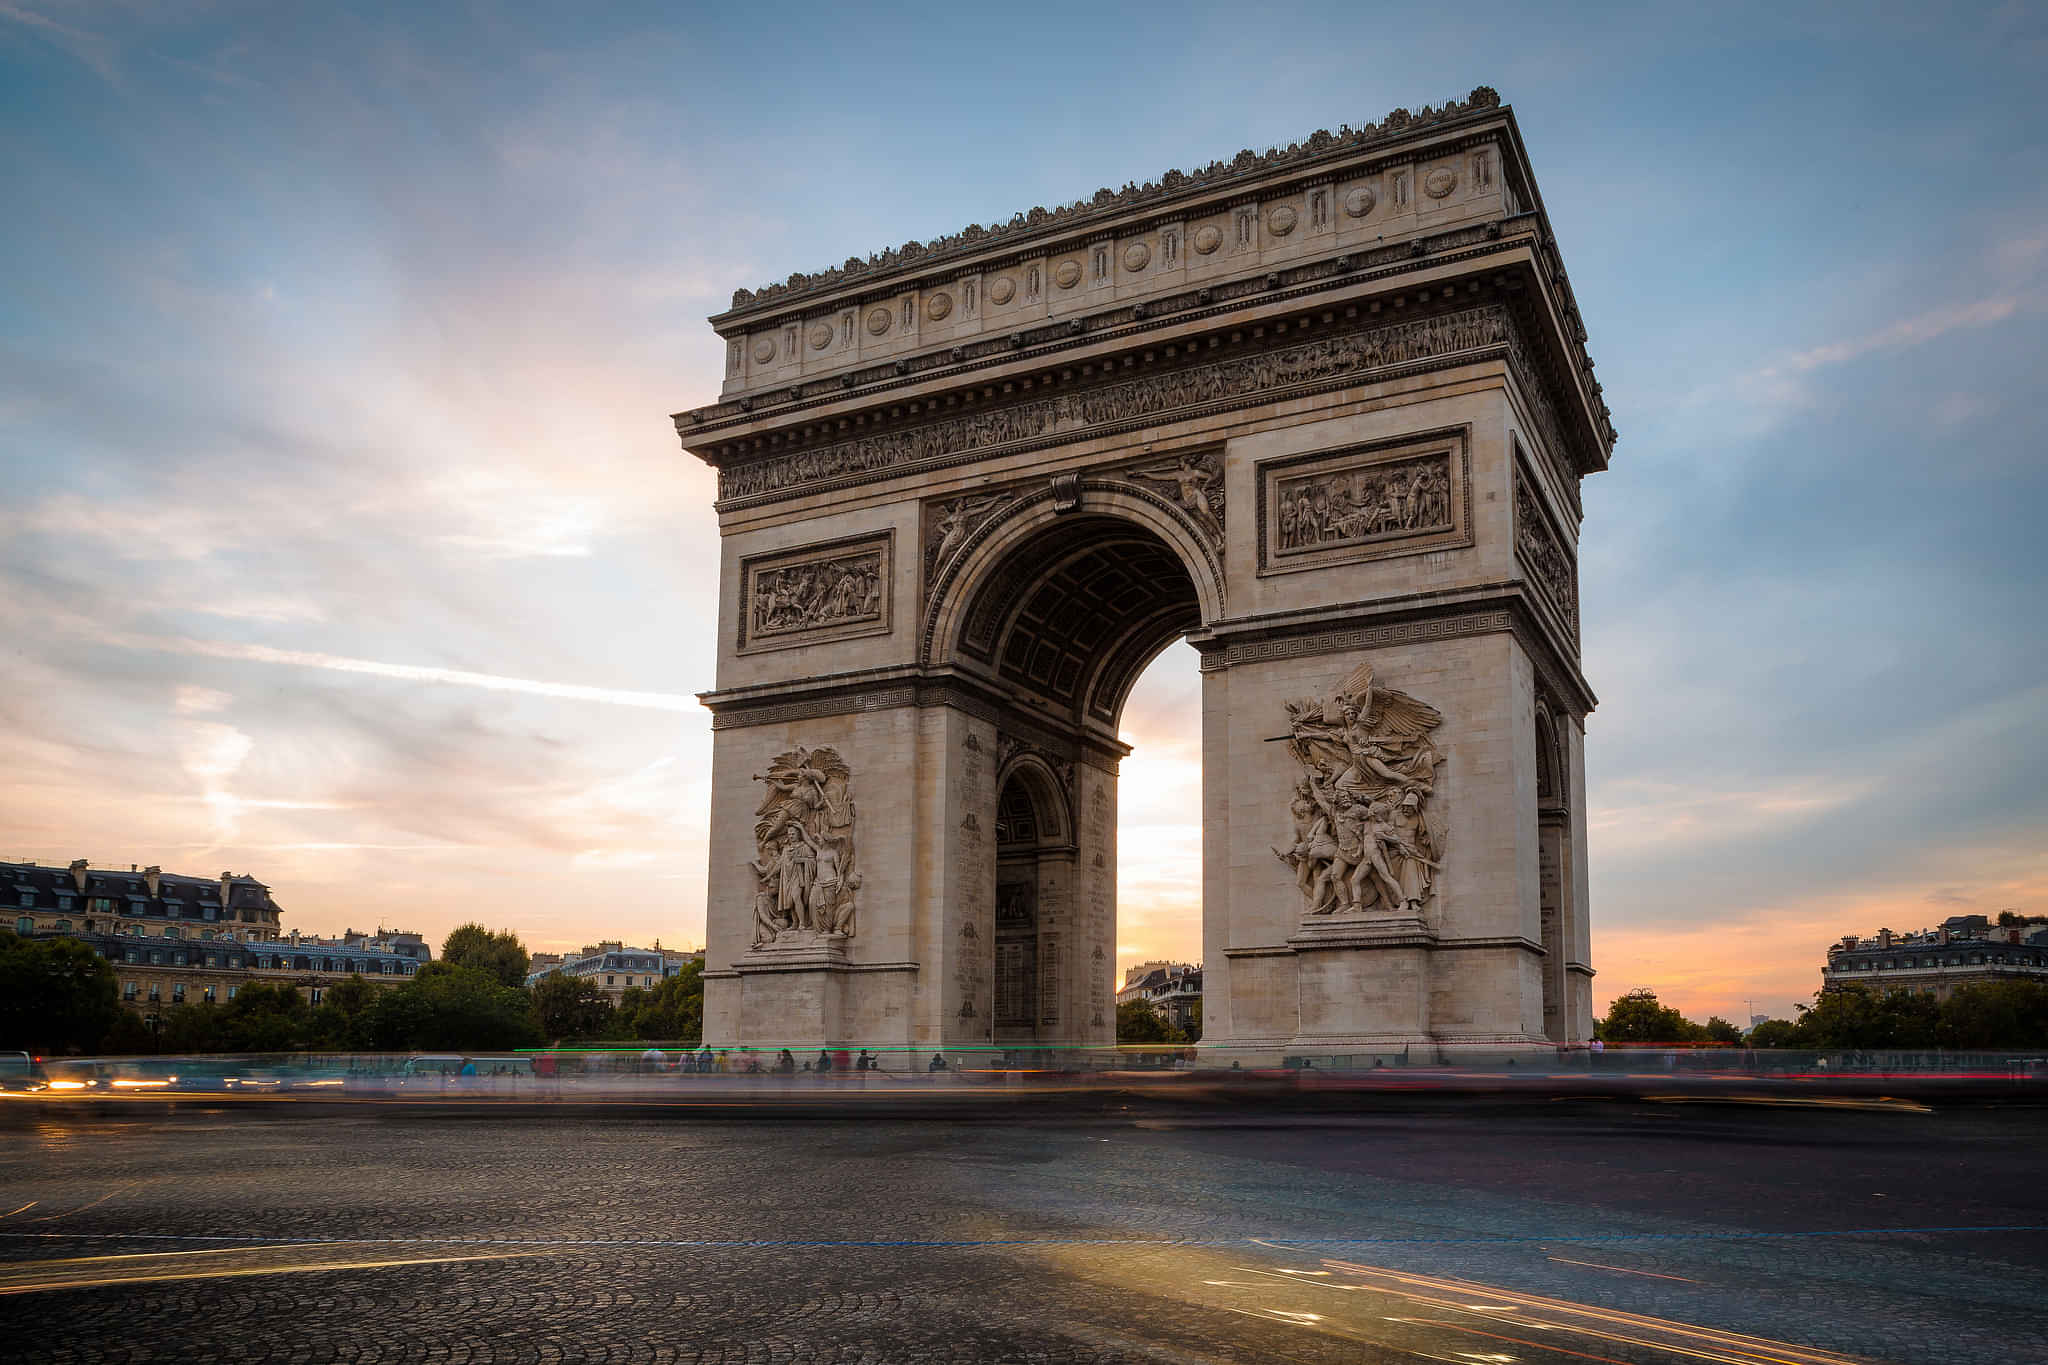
[110,629,705,713]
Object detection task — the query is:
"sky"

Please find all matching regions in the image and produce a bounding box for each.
[2,2,2044,1025]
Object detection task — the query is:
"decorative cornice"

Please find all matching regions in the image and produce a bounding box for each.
[720,89,1502,316]
[682,220,1516,438]
[1197,608,1514,672]
[717,302,1518,507]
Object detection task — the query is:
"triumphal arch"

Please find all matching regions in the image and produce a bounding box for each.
[675,89,1614,1060]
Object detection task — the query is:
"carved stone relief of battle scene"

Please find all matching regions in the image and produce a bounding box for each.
[737,535,891,652]
[1258,434,1470,573]
[1273,662,1447,922]
[748,746,859,947]
[1514,467,1579,635]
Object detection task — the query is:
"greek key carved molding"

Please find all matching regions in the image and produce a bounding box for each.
[737,532,893,654]
[718,304,1516,504]
[707,686,918,731]
[1198,611,1514,672]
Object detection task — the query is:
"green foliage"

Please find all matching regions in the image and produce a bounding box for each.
[221,982,314,1051]
[0,930,122,1054]
[1746,1018,1802,1049]
[619,960,705,1043]
[1115,998,1186,1044]
[100,1010,156,1054]
[1935,981,2048,1050]
[306,974,377,1050]
[528,972,618,1043]
[1767,981,2048,1051]
[439,924,531,988]
[365,962,536,1052]
[1595,988,1706,1044]
[1701,1016,1743,1045]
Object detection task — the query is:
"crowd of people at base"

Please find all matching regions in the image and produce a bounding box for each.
[625,1047,955,1075]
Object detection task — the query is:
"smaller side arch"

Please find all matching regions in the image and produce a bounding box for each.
[994,752,1075,852]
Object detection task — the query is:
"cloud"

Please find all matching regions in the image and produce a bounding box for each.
[173,685,231,716]
[107,628,706,714]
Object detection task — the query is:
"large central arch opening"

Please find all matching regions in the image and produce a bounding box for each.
[949,507,1208,1049]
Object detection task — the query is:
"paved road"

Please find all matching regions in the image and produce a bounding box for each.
[1,1096,2044,1362]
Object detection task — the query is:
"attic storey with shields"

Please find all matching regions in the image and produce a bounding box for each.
[677,89,1613,1059]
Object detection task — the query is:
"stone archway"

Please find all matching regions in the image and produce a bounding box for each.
[926,503,1210,1047]
[681,91,1612,1060]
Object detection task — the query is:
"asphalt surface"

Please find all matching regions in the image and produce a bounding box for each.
[2,1096,2044,1363]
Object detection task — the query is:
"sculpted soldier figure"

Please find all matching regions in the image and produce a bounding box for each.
[1276,663,1447,920]
[750,746,860,946]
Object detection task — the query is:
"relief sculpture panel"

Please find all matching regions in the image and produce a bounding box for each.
[749,746,860,946]
[1515,470,1579,636]
[1273,663,1446,920]
[737,534,892,653]
[1258,432,1470,574]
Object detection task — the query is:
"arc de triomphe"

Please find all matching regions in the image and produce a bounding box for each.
[675,89,1613,1060]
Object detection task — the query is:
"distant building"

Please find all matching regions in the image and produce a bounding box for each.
[526,941,702,1003]
[1116,961,1202,1034]
[4,858,430,1026]
[1823,915,2048,1001]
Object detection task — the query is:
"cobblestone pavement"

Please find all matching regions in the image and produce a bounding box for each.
[1,1099,2044,1362]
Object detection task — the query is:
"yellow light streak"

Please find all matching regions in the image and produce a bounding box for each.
[0,1249,544,1297]
[1316,1261,1867,1365]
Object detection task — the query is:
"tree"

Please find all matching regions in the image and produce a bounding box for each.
[440,924,531,988]
[159,1001,229,1053]
[1794,984,1939,1050]
[1700,1016,1743,1045]
[1746,1018,1801,1049]
[366,962,535,1052]
[1116,998,1185,1044]
[217,982,313,1052]
[0,931,122,1054]
[306,974,378,1050]
[1595,988,1703,1044]
[1937,981,2048,1051]
[528,973,617,1043]
[620,960,705,1042]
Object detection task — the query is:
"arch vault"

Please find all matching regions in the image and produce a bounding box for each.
[678,89,1613,1059]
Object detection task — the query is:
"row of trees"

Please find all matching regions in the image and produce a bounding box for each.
[1115,997,1201,1044]
[1601,983,2048,1051]
[0,924,704,1056]
[1749,981,2048,1051]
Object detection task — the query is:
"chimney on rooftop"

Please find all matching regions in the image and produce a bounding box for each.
[69,859,89,892]
[143,865,161,897]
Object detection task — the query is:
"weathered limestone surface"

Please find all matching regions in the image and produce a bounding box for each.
[681,90,1612,1059]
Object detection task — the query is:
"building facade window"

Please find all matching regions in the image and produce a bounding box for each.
[53,920,70,933]
[172,984,186,1003]
[57,895,72,910]
[227,986,238,1000]
[12,916,29,934]
[16,893,31,908]
[309,988,322,1005]
[148,984,161,1002]
[123,982,138,1001]
[202,985,215,1003]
